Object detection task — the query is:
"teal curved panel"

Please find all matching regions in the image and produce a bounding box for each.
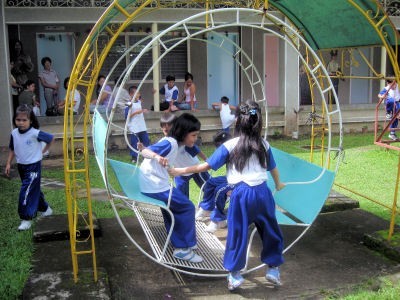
[268,148,335,225]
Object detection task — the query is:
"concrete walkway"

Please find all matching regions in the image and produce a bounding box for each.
[23,206,400,299]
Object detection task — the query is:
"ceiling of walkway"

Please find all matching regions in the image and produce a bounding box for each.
[270,0,399,50]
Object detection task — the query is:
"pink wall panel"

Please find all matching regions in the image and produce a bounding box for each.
[264,35,279,107]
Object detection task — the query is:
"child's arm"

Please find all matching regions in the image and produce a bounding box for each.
[141,147,169,168]
[5,151,15,177]
[270,167,285,191]
[211,102,220,110]
[168,162,211,177]
[197,150,207,161]
[42,136,54,155]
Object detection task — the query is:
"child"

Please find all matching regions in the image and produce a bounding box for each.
[169,101,285,290]
[212,96,237,133]
[5,105,54,231]
[157,75,179,112]
[127,92,150,163]
[196,130,234,233]
[18,80,39,108]
[378,78,400,140]
[139,113,203,263]
[160,112,177,136]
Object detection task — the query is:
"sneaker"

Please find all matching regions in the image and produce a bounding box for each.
[266,267,282,286]
[41,206,53,217]
[386,113,393,120]
[227,272,244,291]
[195,208,211,220]
[18,220,32,231]
[388,133,398,141]
[173,248,203,263]
[205,220,227,233]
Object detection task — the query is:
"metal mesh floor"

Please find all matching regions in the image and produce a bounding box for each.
[132,204,226,273]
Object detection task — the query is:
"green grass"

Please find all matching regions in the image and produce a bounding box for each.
[1,132,399,298]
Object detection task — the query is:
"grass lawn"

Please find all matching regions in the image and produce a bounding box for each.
[0,132,399,298]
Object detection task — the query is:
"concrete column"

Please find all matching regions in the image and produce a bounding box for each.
[152,22,160,112]
[0,2,13,148]
[380,46,387,90]
[284,37,299,137]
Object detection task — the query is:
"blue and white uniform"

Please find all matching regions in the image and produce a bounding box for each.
[174,144,210,197]
[207,137,284,271]
[380,85,400,131]
[9,127,53,220]
[200,175,234,222]
[127,100,150,160]
[139,137,197,248]
[220,103,235,133]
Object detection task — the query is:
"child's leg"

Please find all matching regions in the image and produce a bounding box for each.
[142,188,197,248]
[210,183,234,222]
[129,133,139,160]
[138,131,150,147]
[199,176,225,211]
[253,185,284,268]
[223,182,252,272]
[386,97,395,114]
[174,175,191,197]
[193,172,210,189]
[17,162,48,220]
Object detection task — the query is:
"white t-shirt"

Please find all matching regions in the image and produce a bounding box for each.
[207,137,276,186]
[173,144,201,175]
[220,103,236,129]
[127,100,147,133]
[139,137,178,193]
[10,127,53,164]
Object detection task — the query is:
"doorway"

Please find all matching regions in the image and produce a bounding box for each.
[36,32,74,114]
[207,33,238,108]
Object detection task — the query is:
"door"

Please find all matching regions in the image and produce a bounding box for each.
[207,33,238,108]
[264,34,279,107]
[350,48,371,104]
[36,32,74,114]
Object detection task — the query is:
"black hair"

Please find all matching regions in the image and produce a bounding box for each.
[128,86,138,93]
[184,72,194,81]
[160,112,177,127]
[23,80,35,89]
[64,77,70,89]
[330,50,338,57]
[96,75,106,97]
[213,130,231,148]
[13,105,40,129]
[41,56,52,67]
[169,113,201,143]
[228,100,267,172]
[221,96,229,104]
[166,75,175,82]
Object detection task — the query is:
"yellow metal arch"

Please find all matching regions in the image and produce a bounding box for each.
[63,0,399,282]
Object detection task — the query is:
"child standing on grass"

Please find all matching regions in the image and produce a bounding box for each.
[169,100,285,290]
[5,105,54,231]
[127,92,150,163]
[378,78,400,140]
[139,113,203,263]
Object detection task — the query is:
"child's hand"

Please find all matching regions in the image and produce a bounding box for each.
[137,142,144,151]
[276,182,286,191]
[153,155,169,168]
[168,167,183,177]
[5,164,10,177]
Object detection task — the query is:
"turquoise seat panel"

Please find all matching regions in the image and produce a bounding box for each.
[108,159,167,208]
[92,110,107,177]
[268,147,335,225]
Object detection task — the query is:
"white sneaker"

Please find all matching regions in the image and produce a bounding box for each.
[173,248,203,263]
[41,206,53,217]
[388,133,398,141]
[18,220,32,231]
[195,208,211,220]
[205,220,227,233]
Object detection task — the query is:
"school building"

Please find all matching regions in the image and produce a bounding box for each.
[1,1,400,156]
